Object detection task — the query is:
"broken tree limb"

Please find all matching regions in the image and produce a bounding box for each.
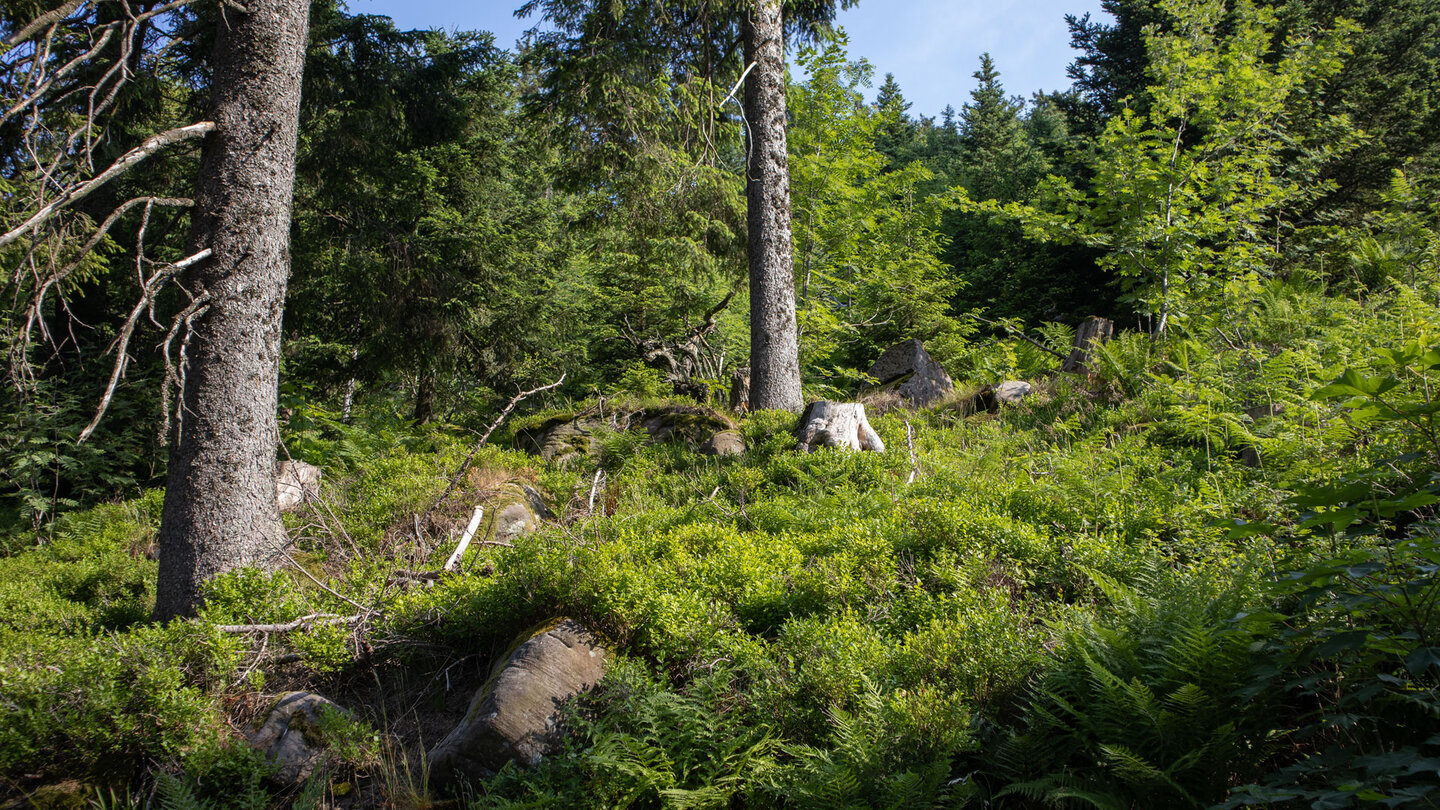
[797,401,885,453]
[444,505,485,572]
[214,613,360,634]
[1062,316,1115,374]
[423,373,565,528]
[904,420,919,484]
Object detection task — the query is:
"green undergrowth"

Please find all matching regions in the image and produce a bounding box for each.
[3,282,1440,807]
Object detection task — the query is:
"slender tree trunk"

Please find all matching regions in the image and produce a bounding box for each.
[743,0,802,413]
[153,0,311,620]
[414,367,436,425]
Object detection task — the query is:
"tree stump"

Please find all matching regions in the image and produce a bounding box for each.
[796,401,885,453]
[1062,316,1115,374]
[729,367,751,412]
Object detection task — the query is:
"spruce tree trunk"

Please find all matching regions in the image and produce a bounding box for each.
[743,0,802,413]
[153,0,311,620]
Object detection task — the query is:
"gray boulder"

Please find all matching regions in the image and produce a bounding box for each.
[491,482,553,544]
[429,619,607,787]
[701,430,746,456]
[248,691,345,786]
[518,418,601,466]
[995,381,1032,404]
[275,460,322,511]
[867,339,954,408]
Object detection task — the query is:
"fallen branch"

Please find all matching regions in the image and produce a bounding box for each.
[587,468,605,513]
[904,420,919,485]
[214,613,360,634]
[444,505,484,571]
[963,313,1067,362]
[423,373,565,526]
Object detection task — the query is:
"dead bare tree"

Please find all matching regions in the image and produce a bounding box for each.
[618,289,735,401]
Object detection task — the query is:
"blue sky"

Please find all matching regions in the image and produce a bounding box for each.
[352,0,1109,120]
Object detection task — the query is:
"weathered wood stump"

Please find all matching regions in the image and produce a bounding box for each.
[729,367,751,412]
[796,401,885,453]
[1062,316,1115,374]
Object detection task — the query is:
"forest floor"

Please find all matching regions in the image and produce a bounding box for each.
[2,281,1439,809]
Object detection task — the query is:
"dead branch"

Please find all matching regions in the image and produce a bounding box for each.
[963,312,1068,362]
[3,0,87,50]
[587,468,605,513]
[421,373,566,526]
[77,247,211,442]
[443,505,484,571]
[0,122,214,249]
[282,551,366,612]
[904,420,919,485]
[214,613,361,634]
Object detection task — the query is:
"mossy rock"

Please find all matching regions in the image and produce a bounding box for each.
[428,619,607,788]
[638,404,737,449]
[24,782,91,810]
[515,416,605,465]
[485,482,553,544]
[247,691,346,787]
[516,403,737,463]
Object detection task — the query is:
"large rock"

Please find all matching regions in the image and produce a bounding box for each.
[248,691,346,787]
[640,405,735,449]
[701,430,746,456]
[489,482,553,544]
[517,417,602,466]
[429,620,607,787]
[867,339,954,408]
[995,381,1032,404]
[276,460,322,511]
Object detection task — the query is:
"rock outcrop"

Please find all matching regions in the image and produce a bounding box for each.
[248,691,346,787]
[867,340,954,408]
[429,620,607,788]
[276,460,322,511]
[518,405,739,462]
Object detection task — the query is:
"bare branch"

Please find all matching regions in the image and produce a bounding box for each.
[1,24,117,126]
[2,0,88,51]
[422,373,567,526]
[0,122,214,249]
[214,613,361,634]
[77,247,210,443]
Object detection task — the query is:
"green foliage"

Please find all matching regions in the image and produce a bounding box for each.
[976,0,1358,333]
[789,38,961,371]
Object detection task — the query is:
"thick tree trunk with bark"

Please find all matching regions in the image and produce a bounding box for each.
[743,0,802,413]
[153,0,311,620]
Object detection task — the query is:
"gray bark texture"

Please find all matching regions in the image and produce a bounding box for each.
[153,0,311,620]
[1062,316,1116,374]
[743,0,802,413]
